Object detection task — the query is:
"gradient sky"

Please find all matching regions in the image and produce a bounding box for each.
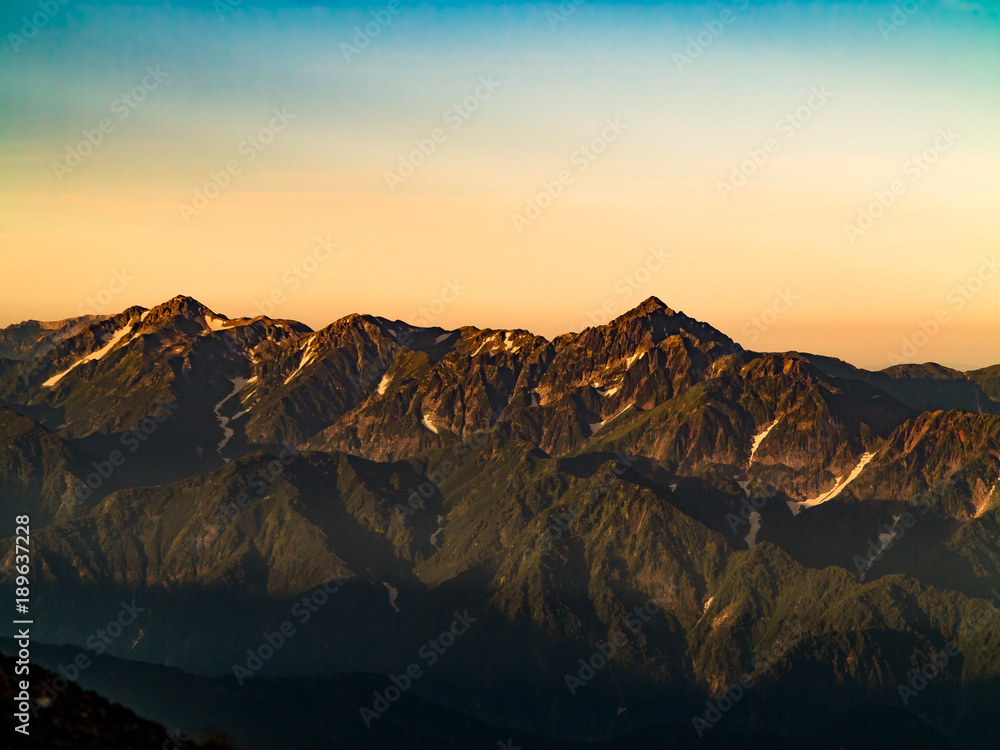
[1,0,998,370]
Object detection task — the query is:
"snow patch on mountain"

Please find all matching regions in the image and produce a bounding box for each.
[471,336,491,357]
[203,315,230,333]
[430,514,446,548]
[749,419,778,465]
[128,629,145,650]
[470,331,522,356]
[877,517,903,549]
[42,323,135,387]
[788,451,877,516]
[377,373,392,395]
[421,413,439,434]
[283,336,318,385]
[976,477,1000,518]
[382,581,400,613]
[589,404,633,435]
[227,377,258,424]
[214,377,251,458]
[625,350,645,368]
[858,514,903,580]
[472,333,503,356]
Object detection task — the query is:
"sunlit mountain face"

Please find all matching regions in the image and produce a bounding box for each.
[2,0,999,747]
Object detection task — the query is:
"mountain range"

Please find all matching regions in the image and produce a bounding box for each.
[2,295,999,749]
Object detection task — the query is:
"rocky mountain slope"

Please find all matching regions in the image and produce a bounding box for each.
[1,295,999,746]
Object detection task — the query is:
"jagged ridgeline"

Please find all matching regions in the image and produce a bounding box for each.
[1,295,999,749]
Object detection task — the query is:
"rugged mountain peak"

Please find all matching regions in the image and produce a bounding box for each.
[132,296,236,338]
[601,296,734,351]
[324,312,420,335]
[316,314,416,351]
[629,295,676,316]
[152,295,221,320]
[606,297,688,331]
